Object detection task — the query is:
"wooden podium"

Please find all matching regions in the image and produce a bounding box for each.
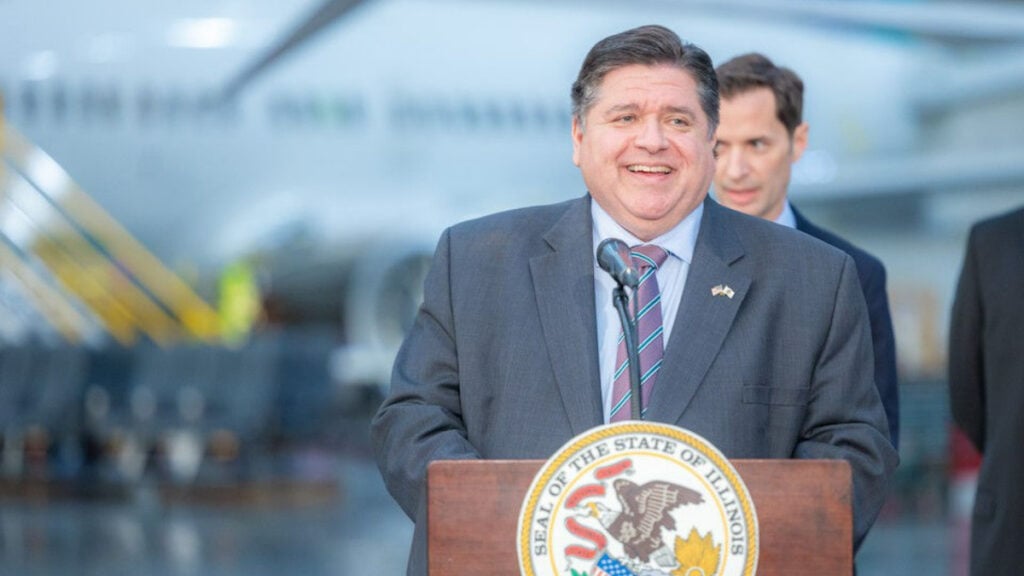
[427,459,851,575]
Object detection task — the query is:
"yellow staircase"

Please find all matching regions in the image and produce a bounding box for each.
[1,96,222,345]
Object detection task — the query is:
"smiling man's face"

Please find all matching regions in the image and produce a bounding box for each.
[572,63,716,241]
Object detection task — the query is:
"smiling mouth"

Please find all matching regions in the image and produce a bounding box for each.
[627,164,672,174]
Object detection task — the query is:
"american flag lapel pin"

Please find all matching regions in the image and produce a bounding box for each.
[711,284,735,299]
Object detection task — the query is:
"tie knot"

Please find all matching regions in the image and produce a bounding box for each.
[631,244,668,272]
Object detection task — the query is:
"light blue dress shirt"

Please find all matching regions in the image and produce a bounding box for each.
[591,200,703,422]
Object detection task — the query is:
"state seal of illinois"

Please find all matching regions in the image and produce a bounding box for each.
[517,422,758,576]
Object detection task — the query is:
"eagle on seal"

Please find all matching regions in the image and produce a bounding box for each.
[588,478,703,566]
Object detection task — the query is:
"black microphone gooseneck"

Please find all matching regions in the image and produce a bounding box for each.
[596,239,644,420]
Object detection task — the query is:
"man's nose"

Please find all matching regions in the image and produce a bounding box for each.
[634,119,668,152]
[721,148,750,179]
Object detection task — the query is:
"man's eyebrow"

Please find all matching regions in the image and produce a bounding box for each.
[604,103,639,115]
[603,104,698,117]
[663,105,697,118]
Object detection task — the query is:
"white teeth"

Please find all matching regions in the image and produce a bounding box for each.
[628,165,671,174]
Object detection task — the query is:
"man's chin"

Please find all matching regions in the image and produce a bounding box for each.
[718,197,756,213]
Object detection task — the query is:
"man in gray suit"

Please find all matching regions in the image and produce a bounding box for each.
[949,206,1024,576]
[371,25,897,575]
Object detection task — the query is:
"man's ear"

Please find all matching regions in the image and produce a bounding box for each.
[571,116,583,167]
[791,122,809,163]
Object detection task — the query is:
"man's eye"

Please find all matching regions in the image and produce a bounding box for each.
[617,115,635,123]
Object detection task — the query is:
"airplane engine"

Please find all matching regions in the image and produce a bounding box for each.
[229,235,435,421]
[333,239,434,392]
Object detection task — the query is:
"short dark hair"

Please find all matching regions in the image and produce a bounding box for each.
[571,25,719,137]
[716,52,804,134]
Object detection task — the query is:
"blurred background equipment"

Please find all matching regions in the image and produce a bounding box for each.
[2,0,1023,574]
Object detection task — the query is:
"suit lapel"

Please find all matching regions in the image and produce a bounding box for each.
[646,200,751,424]
[529,196,604,435]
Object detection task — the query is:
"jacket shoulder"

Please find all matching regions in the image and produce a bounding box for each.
[793,208,886,277]
[714,201,851,265]
[449,196,582,239]
[970,206,1024,245]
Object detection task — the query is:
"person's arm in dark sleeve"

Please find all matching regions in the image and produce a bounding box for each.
[948,228,986,453]
[863,260,900,448]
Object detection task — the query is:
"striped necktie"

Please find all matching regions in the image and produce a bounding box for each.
[609,244,669,422]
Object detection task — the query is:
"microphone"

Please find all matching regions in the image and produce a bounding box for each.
[597,238,639,289]
[596,238,644,420]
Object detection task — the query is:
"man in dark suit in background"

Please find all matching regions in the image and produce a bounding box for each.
[712,52,900,448]
[949,206,1024,576]
[372,26,896,575]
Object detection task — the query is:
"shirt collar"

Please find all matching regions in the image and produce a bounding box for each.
[774,200,797,229]
[591,199,703,265]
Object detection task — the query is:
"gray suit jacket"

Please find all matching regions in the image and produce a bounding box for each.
[371,195,897,575]
[949,206,1024,576]
[793,207,900,447]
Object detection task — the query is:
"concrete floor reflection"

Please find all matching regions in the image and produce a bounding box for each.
[0,457,412,576]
